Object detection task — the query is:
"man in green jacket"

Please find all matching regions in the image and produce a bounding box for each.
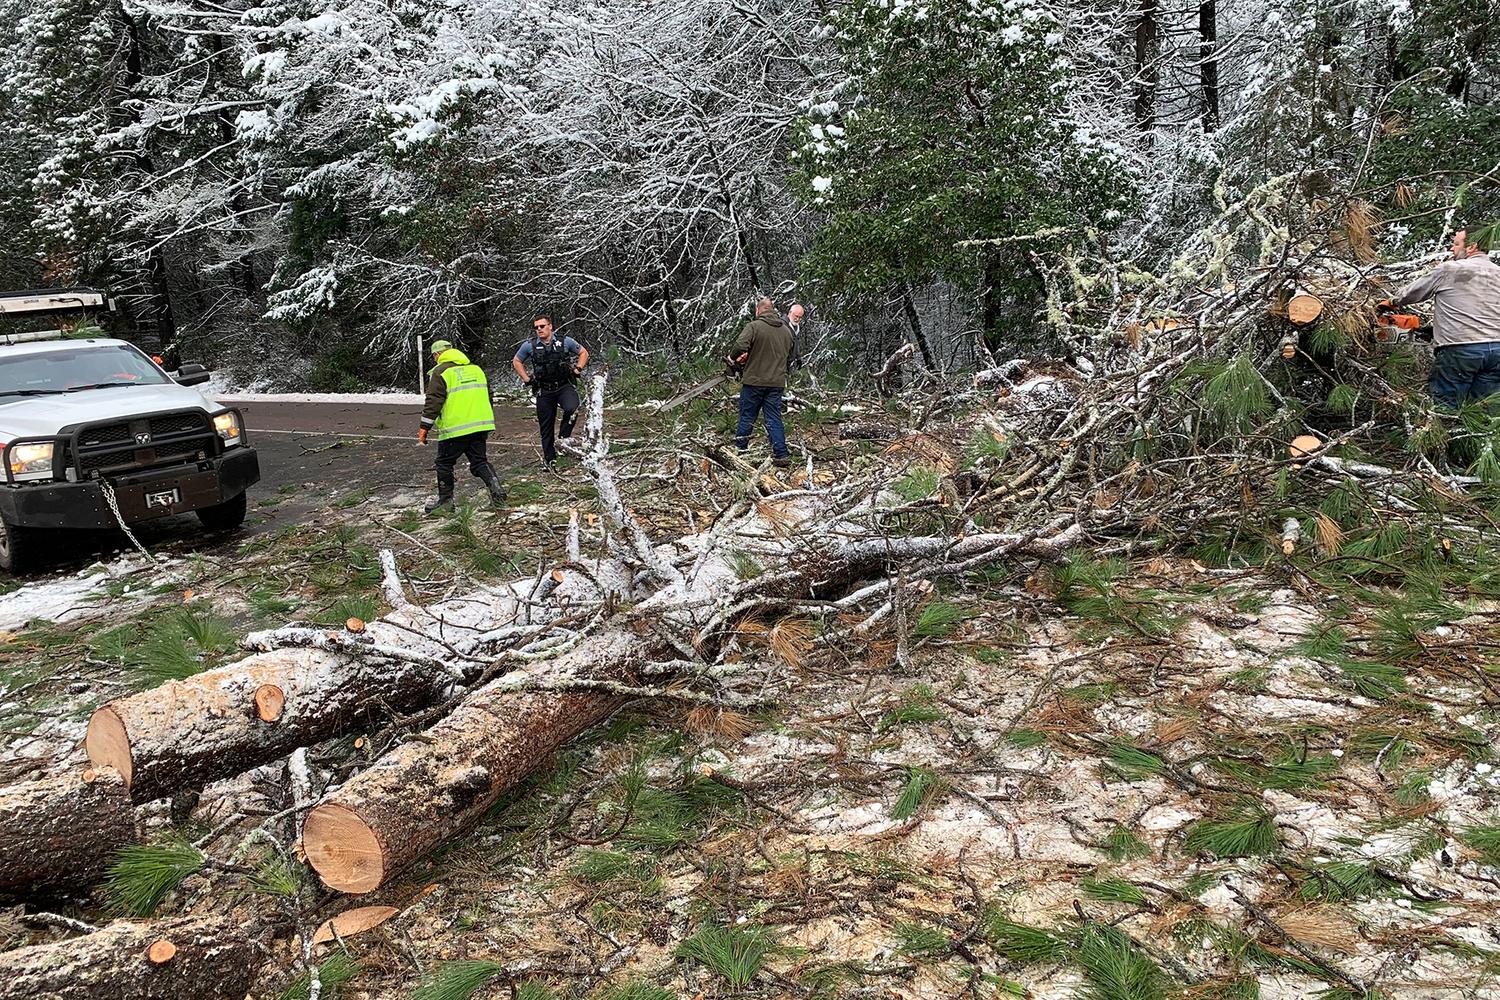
[730,297,793,468]
[417,340,507,512]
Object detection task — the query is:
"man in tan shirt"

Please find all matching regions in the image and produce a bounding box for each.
[1387,228,1500,407]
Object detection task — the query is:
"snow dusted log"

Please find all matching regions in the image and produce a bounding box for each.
[0,914,257,1000]
[0,767,135,898]
[86,646,456,803]
[303,632,637,893]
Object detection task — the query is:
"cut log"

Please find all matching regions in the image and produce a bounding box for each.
[0,914,257,1000]
[87,647,456,803]
[1289,434,1322,458]
[1287,291,1323,325]
[304,632,635,893]
[0,767,135,897]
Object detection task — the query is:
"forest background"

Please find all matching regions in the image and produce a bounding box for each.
[0,0,1495,391]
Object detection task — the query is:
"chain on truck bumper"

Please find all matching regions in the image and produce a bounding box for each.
[0,448,260,529]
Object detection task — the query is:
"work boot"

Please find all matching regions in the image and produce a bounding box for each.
[424,493,454,514]
[480,470,508,507]
[772,455,792,469]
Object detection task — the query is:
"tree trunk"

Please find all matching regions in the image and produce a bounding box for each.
[0,767,135,898]
[303,632,635,893]
[0,914,257,1000]
[1133,0,1159,132]
[86,646,456,803]
[1199,0,1220,128]
[900,288,935,372]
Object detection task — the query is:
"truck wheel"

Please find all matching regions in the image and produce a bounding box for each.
[0,519,33,574]
[197,492,247,533]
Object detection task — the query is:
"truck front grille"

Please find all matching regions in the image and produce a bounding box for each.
[66,411,217,478]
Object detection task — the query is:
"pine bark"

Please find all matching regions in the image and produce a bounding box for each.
[0,768,136,898]
[87,647,455,803]
[303,632,636,893]
[0,914,257,1000]
[1134,0,1159,132]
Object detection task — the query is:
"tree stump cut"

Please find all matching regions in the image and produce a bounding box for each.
[0,914,257,1000]
[0,767,135,898]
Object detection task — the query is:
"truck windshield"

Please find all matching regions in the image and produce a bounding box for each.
[0,345,170,396]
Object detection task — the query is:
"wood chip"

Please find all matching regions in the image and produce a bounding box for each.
[311,905,399,946]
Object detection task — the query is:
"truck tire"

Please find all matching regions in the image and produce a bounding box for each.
[0,519,34,574]
[197,492,247,533]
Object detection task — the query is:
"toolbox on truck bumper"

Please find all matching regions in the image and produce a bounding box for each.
[0,448,259,529]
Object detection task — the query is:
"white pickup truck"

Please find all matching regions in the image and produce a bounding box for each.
[0,290,259,571]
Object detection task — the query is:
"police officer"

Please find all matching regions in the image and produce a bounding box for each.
[417,340,507,512]
[511,315,589,468]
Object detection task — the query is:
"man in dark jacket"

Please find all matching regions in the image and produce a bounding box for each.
[511,315,589,468]
[418,340,507,513]
[730,298,793,467]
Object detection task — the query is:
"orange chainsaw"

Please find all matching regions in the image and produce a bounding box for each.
[1375,301,1432,342]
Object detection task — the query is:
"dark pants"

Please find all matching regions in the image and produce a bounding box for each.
[434,431,495,496]
[536,383,579,462]
[736,384,789,458]
[1432,343,1500,408]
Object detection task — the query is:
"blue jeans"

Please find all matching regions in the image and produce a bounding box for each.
[1432,343,1500,408]
[736,384,789,458]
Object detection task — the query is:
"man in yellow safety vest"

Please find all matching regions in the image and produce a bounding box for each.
[417,340,507,512]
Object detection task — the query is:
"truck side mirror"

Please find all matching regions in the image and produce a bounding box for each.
[175,363,211,387]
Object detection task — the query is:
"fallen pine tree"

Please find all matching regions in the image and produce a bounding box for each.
[0,766,135,898]
[0,914,259,1000]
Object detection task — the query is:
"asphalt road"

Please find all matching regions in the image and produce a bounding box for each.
[25,398,554,570]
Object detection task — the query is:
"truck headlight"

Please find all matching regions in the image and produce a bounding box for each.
[213,411,242,446]
[9,442,53,476]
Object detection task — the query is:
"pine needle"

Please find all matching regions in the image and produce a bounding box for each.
[601,983,677,1000]
[676,923,773,988]
[891,766,943,820]
[409,960,507,1000]
[913,600,964,638]
[281,954,360,1000]
[105,842,205,916]
[1184,810,1279,859]
[1076,924,1171,1000]
[1082,876,1148,906]
[1462,824,1500,866]
[985,917,1070,963]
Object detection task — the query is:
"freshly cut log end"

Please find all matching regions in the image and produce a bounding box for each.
[302,804,384,894]
[145,940,176,964]
[85,707,133,790]
[1289,434,1322,458]
[0,766,136,898]
[1287,292,1324,325]
[254,684,285,723]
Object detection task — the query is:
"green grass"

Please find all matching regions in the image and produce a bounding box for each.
[281,954,360,1000]
[104,842,206,916]
[676,924,773,988]
[1183,810,1279,858]
[891,766,943,820]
